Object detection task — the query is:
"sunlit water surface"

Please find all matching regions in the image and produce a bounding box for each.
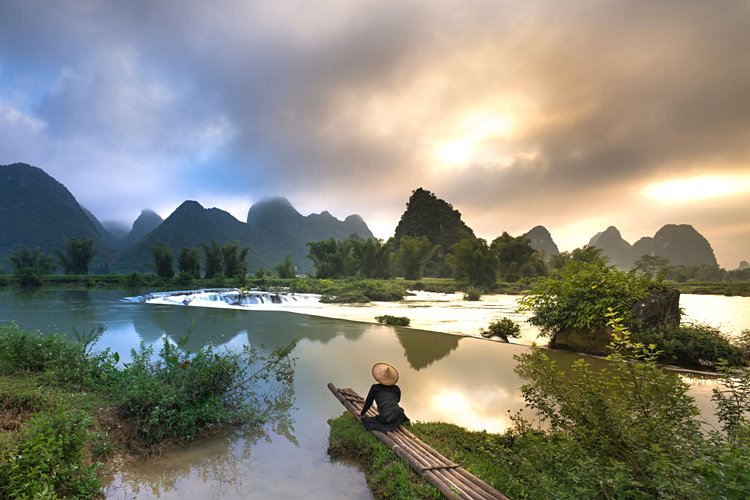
[0,288,747,499]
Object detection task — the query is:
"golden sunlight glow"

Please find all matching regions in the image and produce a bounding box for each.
[432,110,515,168]
[642,174,750,203]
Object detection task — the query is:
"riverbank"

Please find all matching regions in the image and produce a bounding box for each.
[0,323,296,498]
[2,274,748,297]
[328,339,750,499]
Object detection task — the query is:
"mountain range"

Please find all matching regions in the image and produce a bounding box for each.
[0,162,726,274]
[0,163,371,274]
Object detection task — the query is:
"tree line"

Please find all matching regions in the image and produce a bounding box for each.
[4,235,750,287]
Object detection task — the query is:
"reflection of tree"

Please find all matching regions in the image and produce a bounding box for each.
[395,328,460,370]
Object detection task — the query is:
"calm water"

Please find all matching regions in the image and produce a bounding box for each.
[0,288,747,499]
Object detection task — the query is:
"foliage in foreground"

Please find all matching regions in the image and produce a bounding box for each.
[507,315,750,498]
[0,323,297,497]
[334,314,750,499]
[327,412,440,499]
[636,322,745,368]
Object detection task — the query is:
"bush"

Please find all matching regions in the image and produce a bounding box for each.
[518,260,658,336]
[114,336,297,445]
[463,288,482,301]
[480,318,521,341]
[637,323,744,368]
[375,315,411,327]
[0,411,101,499]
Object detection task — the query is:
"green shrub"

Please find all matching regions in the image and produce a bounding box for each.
[115,336,297,445]
[481,318,521,340]
[0,411,101,499]
[637,323,744,368]
[464,288,482,301]
[518,260,658,336]
[375,315,411,327]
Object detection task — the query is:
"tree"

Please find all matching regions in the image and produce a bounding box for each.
[491,232,546,281]
[448,237,497,288]
[275,253,296,279]
[54,237,97,275]
[351,238,393,279]
[633,254,671,279]
[394,236,439,280]
[307,238,356,279]
[201,240,223,279]
[549,246,608,271]
[8,245,54,286]
[221,243,250,278]
[150,241,174,279]
[178,248,201,279]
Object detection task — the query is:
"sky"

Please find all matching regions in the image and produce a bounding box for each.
[1,1,749,268]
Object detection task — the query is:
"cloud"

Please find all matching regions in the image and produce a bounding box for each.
[0,0,748,265]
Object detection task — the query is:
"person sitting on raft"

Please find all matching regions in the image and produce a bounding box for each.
[360,362,410,432]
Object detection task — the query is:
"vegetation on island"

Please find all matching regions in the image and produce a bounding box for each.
[375,315,411,327]
[329,315,750,498]
[0,323,297,498]
[519,257,746,368]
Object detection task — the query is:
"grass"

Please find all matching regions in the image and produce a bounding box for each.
[327,413,440,499]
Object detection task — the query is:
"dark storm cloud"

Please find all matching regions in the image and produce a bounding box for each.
[0,0,748,265]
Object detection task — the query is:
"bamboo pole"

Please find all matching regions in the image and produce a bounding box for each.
[327,383,508,500]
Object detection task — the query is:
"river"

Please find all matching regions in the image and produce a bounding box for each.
[0,288,747,499]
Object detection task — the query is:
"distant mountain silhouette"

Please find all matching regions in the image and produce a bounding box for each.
[246,197,373,272]
[588,226,633,268]
[101,220,130,240]
[524,225,559,261]
[118,197,372,274]
[588,224,717,269]
[394,188,475,276]
[124,209,164,246]
[0,163,111,271]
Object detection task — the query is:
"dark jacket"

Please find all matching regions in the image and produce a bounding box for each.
[360,384,407,427]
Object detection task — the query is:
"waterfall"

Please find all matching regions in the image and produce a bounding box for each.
[124,288,320,308]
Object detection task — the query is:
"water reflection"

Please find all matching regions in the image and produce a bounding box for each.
[1,288,747,498]
[394,327,460,370]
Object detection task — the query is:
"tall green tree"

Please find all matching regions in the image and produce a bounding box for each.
[448,237,498,288]
[201,240,223,279]
[307,238,355,278]
[395,236,439,280]
[221,243,250,278]
[275,253,296,279]
[351,238,393,279]
[150,241,174,279]
[491,232,546,281]
[8,245,54,286]
[633,254,671,279]
[178,247,201,279]
[54,237,96,275]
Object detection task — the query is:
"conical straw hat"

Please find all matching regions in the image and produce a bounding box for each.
[372,362,399,386]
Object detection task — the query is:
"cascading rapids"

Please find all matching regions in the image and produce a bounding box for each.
[123,288,320,308]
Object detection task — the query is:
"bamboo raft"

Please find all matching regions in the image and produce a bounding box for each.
[328,383,507,499]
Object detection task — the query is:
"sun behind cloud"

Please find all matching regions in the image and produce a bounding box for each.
[642,174,750,203]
